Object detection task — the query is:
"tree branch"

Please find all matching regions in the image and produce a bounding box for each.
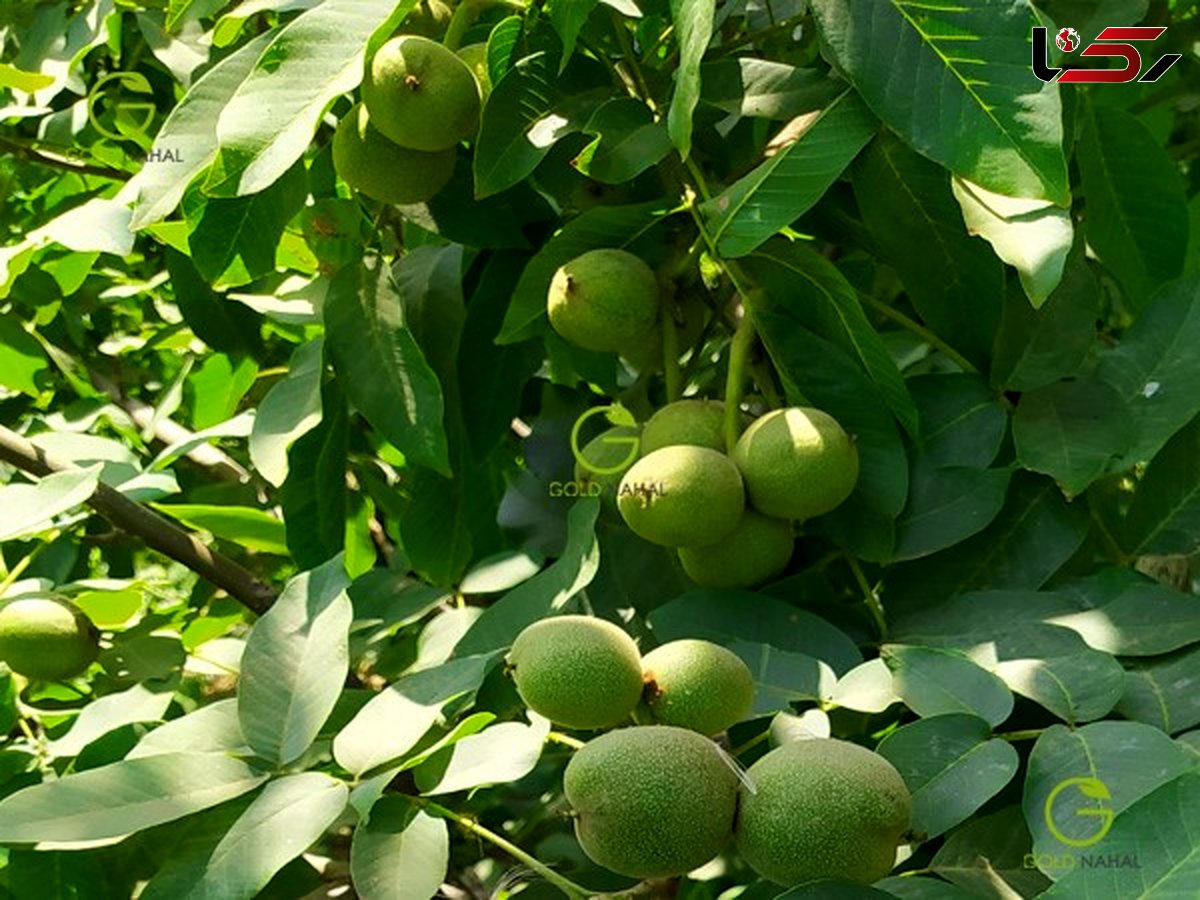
[0,424,276,614]
[0,137,129,181]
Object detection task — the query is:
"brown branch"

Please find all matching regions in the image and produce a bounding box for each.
[0,137,129,181]
[0,424,276,614]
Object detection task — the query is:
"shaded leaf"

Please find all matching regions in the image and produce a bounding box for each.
[883,645,1014,727]
[1121,412,1200,556]
[249,338,324,487]
[350,795,448,900]
[1116,645,1200,735]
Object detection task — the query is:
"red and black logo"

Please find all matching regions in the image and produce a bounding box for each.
[1032,26,1182,83]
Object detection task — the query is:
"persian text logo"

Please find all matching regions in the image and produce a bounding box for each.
[86,71,155,142]
[1032,26,1181,83]
[1044,776,1115,849]
[570,404,640,476]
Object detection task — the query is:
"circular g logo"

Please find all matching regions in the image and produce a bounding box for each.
[1044,777,1115,848]
[87,71,155,142]
[571,405,639,475]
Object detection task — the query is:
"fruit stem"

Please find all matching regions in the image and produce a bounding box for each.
[547,731,585,751]
[422,799,595,898]
[723,314,756,453]
[847,555,887,639]
[996,728,1045,742]
[662,311,682,402]
[858,293,978,375]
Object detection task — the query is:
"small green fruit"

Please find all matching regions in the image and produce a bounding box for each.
[564,725,738,878]
[0,596,99,682]
[456,42,491,98]
[507,616,643,730]
[641,640,754,735]
[404,0,452,38]
[546,248,659,354]
[617,446,744,547]
[641,400,726,455]
[734,738,911,886]
[332,104,456,205]
[732,406,858,520]
[363,35,481,151]
[677,510,793,588]
[573,425,641,506]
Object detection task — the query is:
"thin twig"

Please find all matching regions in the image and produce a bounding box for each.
[0,424,276,614]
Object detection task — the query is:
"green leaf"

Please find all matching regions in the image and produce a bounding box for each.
[907,374,1007,470]
[1013,378,1135,496]
[952,177,1073,308]
[49,681,176,759]
[0,465,100,542]
[991,257,1101,393]
[1096,273,1200,464]
[498,200,673,343]
[810,0,1068,204]
[931,805,1051,898]
[993,639,1126,725]
[573,98,673,184]
[166,248,262,354]
[460,551,543,594]
[249,338,325,488]
[666,0,714,160]
[1023,721,1193,878]
[452,499,601,657]
[1053,568,1200,656]
[142,773,348,900]
[831,658,900,714]
[1116,645,1200,735]
[853,134,1004,368]
[877,714,1019,839]
[280,381,349,568]
[187,161,308,285]
[726,641,837,715]
[416,715,550,794]
[546,0,598,70]
[893,461,1011,562]
[153,504,288,555]
[0,753,268,842]
[203,0,415,197]
[129,699,248,760]
[1042,771,1200,898]
[238,555,352,766]
[128,30,275,230]
[701,88,876,258]
[1077,101,1188,309]
[875,876,976,900]
[699,59,842,121]
[473,41,595,199]
[350,796,448,900]
[649,592,862,676]
[1122,413,1200,558]
[0,62,55,92]
[333,653,498,776]
[882,645,1014,727]
[777,886,894,900]
[0,316,49,397]
[325,256,449,475]
[743,241,919,439]
[886,474,1089,615]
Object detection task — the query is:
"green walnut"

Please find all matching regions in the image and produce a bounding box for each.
[456,42,491,98]
[574,425,641,506]
[404,0,452,38]
[735,738,912,886]
[676,510,794,589]
[732,406,859,520]
[0,596,100,682]
[507,616,643,730]
[546,248,660,354]
[363,35,481,151]
[640,640,754,735]
[564,725,738,878]
[617,445,744,548]
[332,104,456,205]
[641,400,726,455]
